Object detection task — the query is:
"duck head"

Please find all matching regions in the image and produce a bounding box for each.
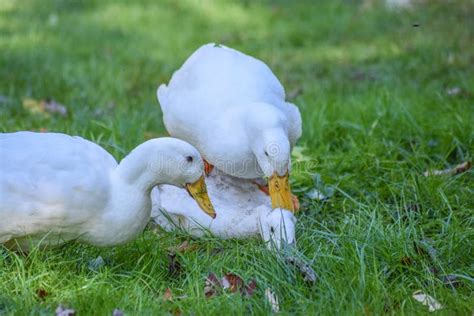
[259,207,296,249]
[159,139,216,219]
[123,138,216,218]
[247,104,295,212]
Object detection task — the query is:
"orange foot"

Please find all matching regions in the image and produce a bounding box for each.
[253,181,300,212]
[204,160,214,176]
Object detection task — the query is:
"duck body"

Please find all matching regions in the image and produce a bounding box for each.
[0,132,214,250]
[157,43,302,180]
[151,169,296,248]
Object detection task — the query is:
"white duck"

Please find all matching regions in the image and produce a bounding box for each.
[0,132,215,251]
[157,43,302,212]
[151,169,296,249]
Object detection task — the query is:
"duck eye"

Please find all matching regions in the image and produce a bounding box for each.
[186,156,193,163]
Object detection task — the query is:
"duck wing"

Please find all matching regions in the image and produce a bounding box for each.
[0,132,116,241]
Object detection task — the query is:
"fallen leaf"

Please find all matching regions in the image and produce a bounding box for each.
[204,273,221,298]
[220,274,230,289]
[423,161,471,177]
[412,291,443,312]
[55,305,76,316]
[264,288,280,313]
[222,273,244,293]
[149,284,184,315]
[36,288,48,300]
[167,252,183,278]
[204,273,257,298]
[243,279,257,297]
[112,308,124,316]
[163,288,173,301]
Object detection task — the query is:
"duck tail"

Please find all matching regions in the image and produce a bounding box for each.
[156,84,168,111]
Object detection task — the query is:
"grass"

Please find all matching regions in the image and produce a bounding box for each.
[0,0,473,314]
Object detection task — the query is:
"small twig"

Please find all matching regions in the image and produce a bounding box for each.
[282,245,317,283]
[285,256,317,283]
[423,161,471,177]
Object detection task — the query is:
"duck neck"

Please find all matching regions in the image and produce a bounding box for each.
[88,143,168,247]
[115,142,168,194]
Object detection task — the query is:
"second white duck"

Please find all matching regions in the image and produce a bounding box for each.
[151,169,296,249]
[0,132,215,251]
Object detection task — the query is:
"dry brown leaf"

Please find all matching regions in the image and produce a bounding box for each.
[204,273,220,298]
[55,305,76,316]
[162,289,183,316]
[167,252,182,278]
[222,273,244,293]
[264,288,280,313]
[36,288,48,300]
[412,291,443,312]
[204,273,257,298]
[243,279,257,297]
[424,161,471,177]
[163,288,173,301]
